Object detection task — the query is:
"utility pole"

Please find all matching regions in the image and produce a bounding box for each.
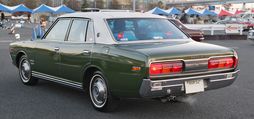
[133,0,136,11]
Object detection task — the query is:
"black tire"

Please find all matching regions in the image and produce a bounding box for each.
[89,71,119,112]
[18,55,38,85]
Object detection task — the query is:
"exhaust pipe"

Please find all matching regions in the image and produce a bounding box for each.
[160,96,177,103]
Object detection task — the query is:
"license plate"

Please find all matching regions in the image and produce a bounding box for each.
[185,79,204,94]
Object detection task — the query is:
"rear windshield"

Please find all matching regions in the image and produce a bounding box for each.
[106,18,188,42]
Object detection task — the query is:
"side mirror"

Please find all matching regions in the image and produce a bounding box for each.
[15,34,20,40]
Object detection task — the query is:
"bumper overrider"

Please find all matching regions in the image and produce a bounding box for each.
[139,70,239,98]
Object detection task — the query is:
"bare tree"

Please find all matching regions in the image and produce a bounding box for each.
[24,0,37,9]
[40,0,53,6]
[7,0,21,6]
[81,0,89,11]
[157,1,164,9]
[63,0,69,5]
[66,0,80,11]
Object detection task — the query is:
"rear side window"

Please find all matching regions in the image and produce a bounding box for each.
[86,22,95,43]
[45,19,70,41]
[67,19,88,42]
[107,18,188,42]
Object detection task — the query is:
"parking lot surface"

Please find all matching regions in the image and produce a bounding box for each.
[0,28,254,119]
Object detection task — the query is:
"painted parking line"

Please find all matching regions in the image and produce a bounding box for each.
[0,40,14,43]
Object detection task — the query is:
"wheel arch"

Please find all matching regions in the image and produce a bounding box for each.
[82,65,105,91]
[15,50,28,67]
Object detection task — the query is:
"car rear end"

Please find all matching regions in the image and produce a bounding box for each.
[104,16,239,99]
[139,48,239,98]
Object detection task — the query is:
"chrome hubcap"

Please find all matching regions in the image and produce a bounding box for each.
[90,74,107,108]
[19,59,31,82]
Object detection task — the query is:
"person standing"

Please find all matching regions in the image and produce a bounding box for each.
[1,12,5,21]
[180,13,188,24]
[40,18,47,31]
[27,13,31,23]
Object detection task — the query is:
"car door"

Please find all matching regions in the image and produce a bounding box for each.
[59,18,94,83]
[33,18,71,78]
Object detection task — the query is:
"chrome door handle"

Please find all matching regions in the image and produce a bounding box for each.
[83,50,91,54]
[54,47,60,52]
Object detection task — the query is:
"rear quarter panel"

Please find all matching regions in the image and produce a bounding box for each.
[91,44,148,98]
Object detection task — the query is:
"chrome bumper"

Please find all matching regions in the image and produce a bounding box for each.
[139,70,239,98]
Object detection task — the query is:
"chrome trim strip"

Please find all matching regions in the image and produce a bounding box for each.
[148,55,234,64]
[158,84,183,88]
[33,71,82,85]
[150,68,234,78]
[151,84,183,91]
[209,55,234,59]
[32,71,82,89]
[149,70,239,83]
[149,59,184,64]
[210,77,235,82]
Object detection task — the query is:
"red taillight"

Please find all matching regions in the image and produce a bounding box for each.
[208,57,237,69]
[149,61,183,75]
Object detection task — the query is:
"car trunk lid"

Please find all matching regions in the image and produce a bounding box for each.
[115,41,234,75]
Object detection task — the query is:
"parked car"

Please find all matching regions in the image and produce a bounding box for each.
[248,29,254,42]
[9,12,239,112]
[241,12,254,21]
[216,16,253,30]
[169,19,204,42]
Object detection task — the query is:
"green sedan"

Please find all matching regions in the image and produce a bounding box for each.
[9,12,239,112]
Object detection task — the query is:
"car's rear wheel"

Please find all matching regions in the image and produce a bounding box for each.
[89,71,118,112]
[18,55,38,85]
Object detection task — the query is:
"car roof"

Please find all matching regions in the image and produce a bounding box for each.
[59,12,166,19]
[58,12,168,44]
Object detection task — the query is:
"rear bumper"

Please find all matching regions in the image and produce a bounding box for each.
[139,70,239,98]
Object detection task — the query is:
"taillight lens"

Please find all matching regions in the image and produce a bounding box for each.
[149,61,183,75]
[208,57,237,69]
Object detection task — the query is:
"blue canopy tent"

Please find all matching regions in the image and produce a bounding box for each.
[146,7,168,15]
[10,4,32,13]
[185,8,201,15]
[33,4,54,13]
[201,9,217,16]
[165,7,181,15]
[53,5,75,14]
[0,4,11,12]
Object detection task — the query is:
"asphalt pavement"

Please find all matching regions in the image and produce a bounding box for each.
[0,27,254,119]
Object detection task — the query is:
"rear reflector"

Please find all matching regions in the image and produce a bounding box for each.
[149,61,183,75]
[208,57,236,69]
